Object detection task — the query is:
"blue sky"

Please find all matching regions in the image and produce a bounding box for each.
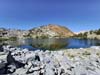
[0,0,100,32]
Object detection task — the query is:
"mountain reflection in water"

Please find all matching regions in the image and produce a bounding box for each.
[0,38,100,50]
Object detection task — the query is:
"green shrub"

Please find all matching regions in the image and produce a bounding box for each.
[9,37,17,41]
[0,37,8,41]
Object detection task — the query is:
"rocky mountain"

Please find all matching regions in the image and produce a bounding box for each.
[0,24,75,39]
[74,29,100,39]
[0,28,29,39]
[29,24,75,38]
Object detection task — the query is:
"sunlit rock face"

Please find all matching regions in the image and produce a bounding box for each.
[0,45,100,75]
[0,24,74,39]
[29,24,75,38]
[0,28,29,39]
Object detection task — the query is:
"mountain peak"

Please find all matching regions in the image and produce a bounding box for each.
[29,24,75,38]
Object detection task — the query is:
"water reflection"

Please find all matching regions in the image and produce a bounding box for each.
[19,38,68,50]
[31,38,68,50]
[0,38,100,50]
[67,38,100,48]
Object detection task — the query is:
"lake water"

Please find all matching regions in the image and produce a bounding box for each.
[1,38,100,50]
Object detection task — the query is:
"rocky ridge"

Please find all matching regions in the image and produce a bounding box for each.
[0,45,100,75]
[0,24,75,39]
[29,24,74,38]
[0,28,29,39]
[75,29,100,39]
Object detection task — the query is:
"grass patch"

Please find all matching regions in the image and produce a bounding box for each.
[0,37,8,41]
[9,37,17,41]
[82,51,91,56]
[0,37,17,41]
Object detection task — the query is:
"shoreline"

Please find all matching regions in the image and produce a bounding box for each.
[0,45,100,75]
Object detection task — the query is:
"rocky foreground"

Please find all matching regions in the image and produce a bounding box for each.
[0,45,100,75]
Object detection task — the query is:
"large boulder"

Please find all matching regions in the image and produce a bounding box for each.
[7,51,25,68]
[0,45,4,52]
[0,61,7,74]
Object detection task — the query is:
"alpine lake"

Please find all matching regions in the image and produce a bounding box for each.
[0,38,100,51]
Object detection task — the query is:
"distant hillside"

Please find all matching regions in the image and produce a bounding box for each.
[0,24,75,39]
[0,28,29,40]
[29,24,75,38]
[74,29,100,39]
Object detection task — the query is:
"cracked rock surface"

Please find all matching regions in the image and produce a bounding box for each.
[0,45,100,75]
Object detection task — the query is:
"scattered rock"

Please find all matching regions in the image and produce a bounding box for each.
[35,54,40,61]
[0,45,100,75]
[0,45,3,52]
